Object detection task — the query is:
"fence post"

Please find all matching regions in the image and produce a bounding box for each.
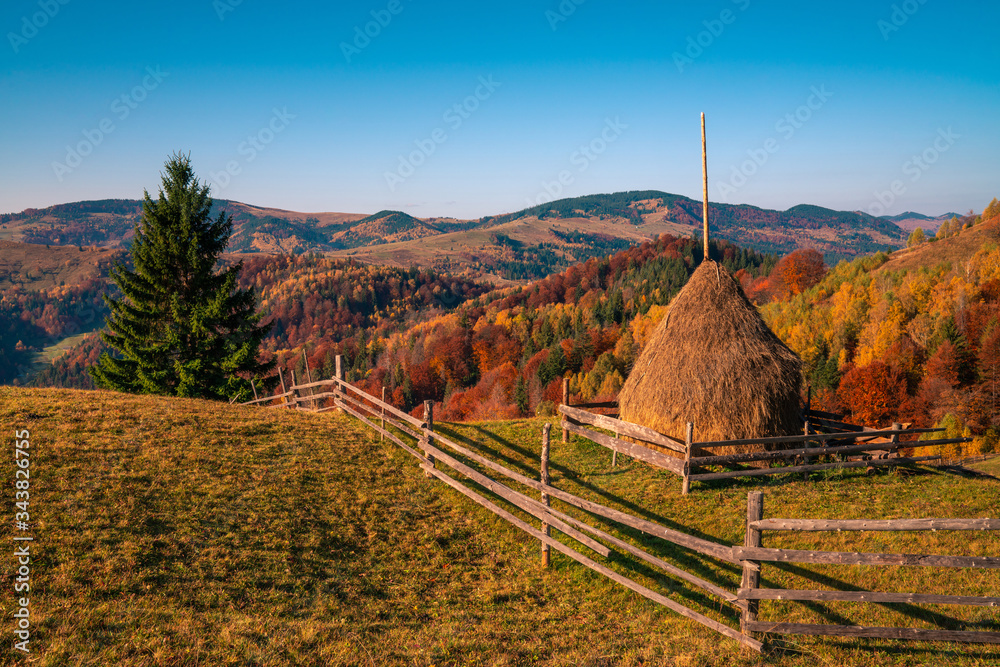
[250,379,258,402]
[803,386,813,478]
[381,386,386,442]
[541,423,552,568]
[890,422,901,465]
[278,367,290,408]
[289,369,298,409]
[422,400,435,477]
[302,349,317,411]
[740,491,764,640]
[682,422,694,495]
[561,377,570,444]
[335,355,344,413]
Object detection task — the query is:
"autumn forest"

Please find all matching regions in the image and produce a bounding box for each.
[4,197,1000,457]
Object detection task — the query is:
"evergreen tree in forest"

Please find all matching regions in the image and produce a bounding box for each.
[514,375,529,415]
[89,153,274,400]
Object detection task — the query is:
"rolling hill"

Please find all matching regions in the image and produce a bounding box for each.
[883,211,964,233]
[2,191,920,282]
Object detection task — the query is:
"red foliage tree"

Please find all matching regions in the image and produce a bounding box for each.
[838,361,908,426]
[770,248,826,299]
[924,340,962,388]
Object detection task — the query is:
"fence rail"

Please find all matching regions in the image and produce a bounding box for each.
[738,490,1000,645]
[557,399,964,494]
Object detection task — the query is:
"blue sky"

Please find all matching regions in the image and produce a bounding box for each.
[1,0,997,219]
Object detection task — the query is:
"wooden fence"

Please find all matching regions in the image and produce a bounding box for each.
[239,361,997,651]
[558,393,969,494]
[242,359,763,652]
[737,490,1000,644]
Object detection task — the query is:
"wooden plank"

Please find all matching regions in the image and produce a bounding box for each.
[569,514,743,606]
[286,378,337,392]
[541,423,552,567]
[334,400,431,466]
[562,421,684,475]
[692,427,942,449]
[571,401,620,409]
[278,367,290,409]
[420,438,612,558]
[693,439,969,467]
[693,441,902,466]
[739,589,1000,606]
[332,377,425,429]
[805,408,847,420]
[422,400,435,478]
[750,518,1000,532]
[420,429,737,563]
[808,417,866,432]
[733,546,1000,569]
[421,464,762,652]
[560,405,686,453]
[682,422,693,495]
[337,391,423,440]
[241,389,295,406]
[689,456,941,482]
[745,621,1000,644]
[561,378,570,444]
[287,390,339,404]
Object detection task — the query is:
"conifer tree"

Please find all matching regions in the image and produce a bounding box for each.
[89,153,274,400]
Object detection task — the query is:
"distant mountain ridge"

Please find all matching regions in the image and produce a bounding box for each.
[881,211,962,232]
[0,191,940,279]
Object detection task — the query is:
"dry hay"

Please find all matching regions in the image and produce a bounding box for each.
[618,260,802,455]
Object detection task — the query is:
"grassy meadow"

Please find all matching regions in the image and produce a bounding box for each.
[1,387,999,666]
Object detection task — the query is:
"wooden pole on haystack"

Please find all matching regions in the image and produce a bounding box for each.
[701,112,709,261]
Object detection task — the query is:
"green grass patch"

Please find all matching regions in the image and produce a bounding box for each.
[1,388,998,665]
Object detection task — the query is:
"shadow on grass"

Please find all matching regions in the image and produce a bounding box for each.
[434,423,747,586]
[765,561,1000,631]
[765,636,1000,662]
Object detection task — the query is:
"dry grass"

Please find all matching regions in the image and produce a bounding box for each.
[0,241,121,290]
[1,387,998,666]
[619,260,802,450]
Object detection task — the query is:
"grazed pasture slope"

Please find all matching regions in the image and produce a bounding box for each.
[1,387,998,666]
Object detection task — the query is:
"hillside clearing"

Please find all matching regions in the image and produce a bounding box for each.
[1,388,998,665]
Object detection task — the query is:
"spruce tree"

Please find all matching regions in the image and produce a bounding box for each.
[89,153,274,400]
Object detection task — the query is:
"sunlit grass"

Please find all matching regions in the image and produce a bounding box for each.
[1,387,998,665]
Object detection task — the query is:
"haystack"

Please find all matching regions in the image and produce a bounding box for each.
[618,260,802,452]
